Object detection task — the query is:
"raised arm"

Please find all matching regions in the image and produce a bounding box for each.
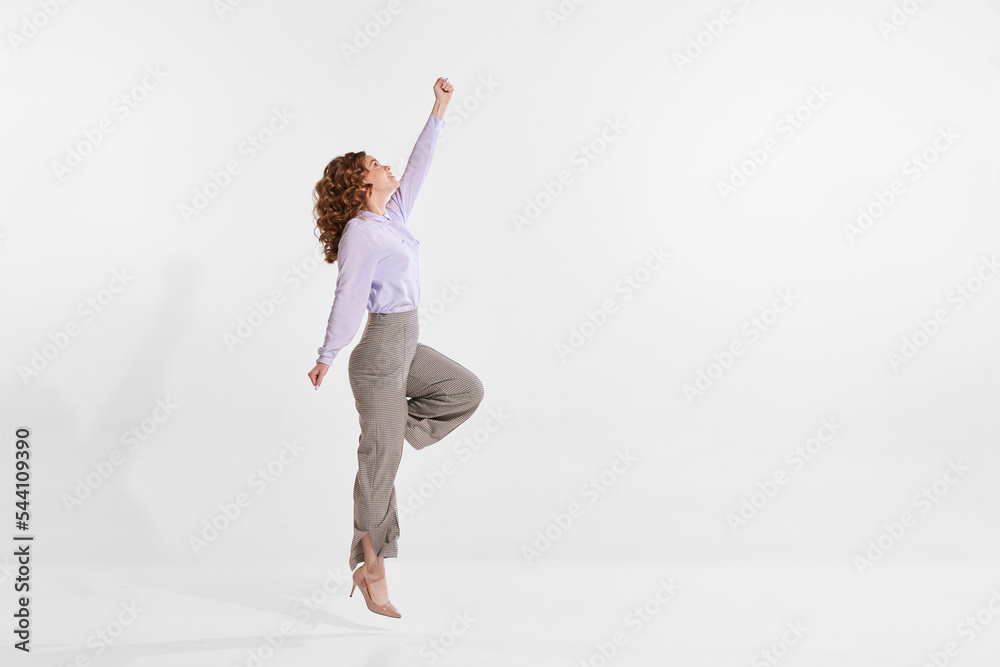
[316,227,379,365]
[385,77,453,225]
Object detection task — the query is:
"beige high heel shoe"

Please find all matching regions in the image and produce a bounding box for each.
[350,564,401,618]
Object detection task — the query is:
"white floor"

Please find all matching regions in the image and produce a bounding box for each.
[21,556,1000,666]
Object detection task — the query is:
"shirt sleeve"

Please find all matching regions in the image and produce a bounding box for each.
[316,227,380,365]
[386,112,445,225]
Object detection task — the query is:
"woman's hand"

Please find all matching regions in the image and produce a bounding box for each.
[431,77,452,121]
[433,77,453,104]
[308,362,330,389]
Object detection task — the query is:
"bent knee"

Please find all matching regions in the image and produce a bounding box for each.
[468,375,485,407]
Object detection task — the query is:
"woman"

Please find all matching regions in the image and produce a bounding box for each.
[307,77,484,619]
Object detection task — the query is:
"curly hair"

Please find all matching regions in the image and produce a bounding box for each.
[313,151,373,264]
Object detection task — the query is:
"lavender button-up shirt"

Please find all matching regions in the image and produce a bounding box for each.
[316,112,444,365]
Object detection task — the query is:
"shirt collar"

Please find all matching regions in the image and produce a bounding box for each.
[359,208,388,222]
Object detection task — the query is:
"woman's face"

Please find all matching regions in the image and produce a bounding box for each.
[363,155,396,192]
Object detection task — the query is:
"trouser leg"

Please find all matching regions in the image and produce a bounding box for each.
[404,342,485,451]
[346,312,416,572]
[347,372,407,571]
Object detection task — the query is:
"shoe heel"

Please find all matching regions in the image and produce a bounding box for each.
[351,563,401,619]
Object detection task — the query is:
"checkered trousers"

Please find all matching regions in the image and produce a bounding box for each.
[346,308,484,570]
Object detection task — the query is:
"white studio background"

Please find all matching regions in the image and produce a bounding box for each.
[2,0,1000,664]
